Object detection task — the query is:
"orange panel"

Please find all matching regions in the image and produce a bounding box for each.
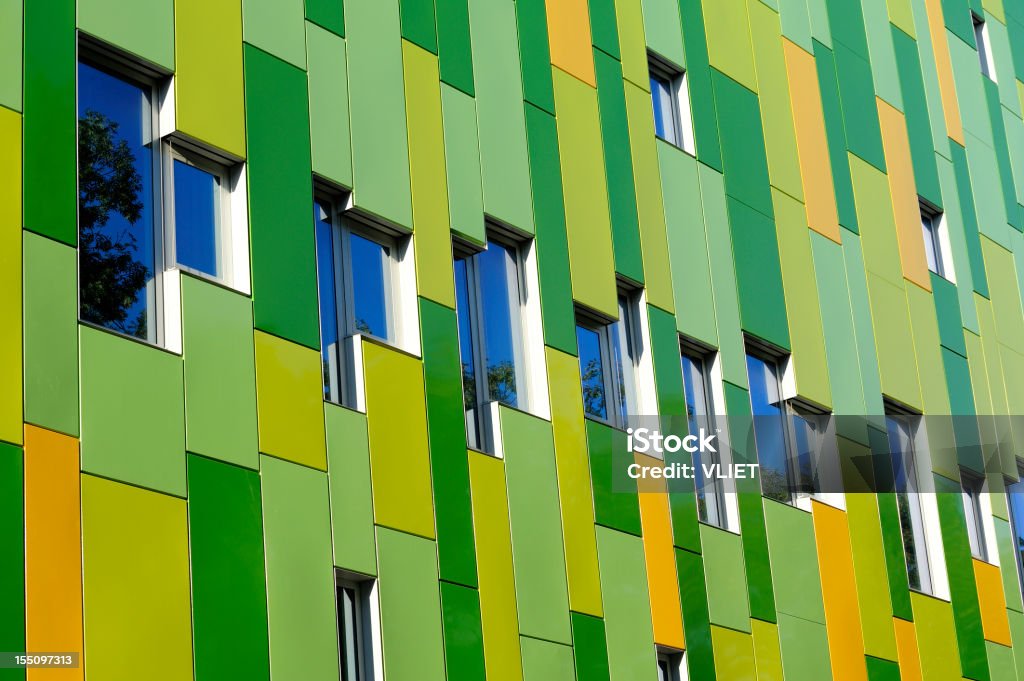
[876,99,931,293]
[973,559,1012,645]
[544,0,596,86]
[811,501,868,681]
[24,424,84,681]
[635,452,686,650]
[922,0,965,145]
[782,39,841,244]
[893,617,923,681]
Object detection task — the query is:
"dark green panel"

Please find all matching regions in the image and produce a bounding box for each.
[515,0,556,115]
[400,0,437,54]
[876,492,914,620]
[813,40,860,234]
[676,548,717,681]
[524,103,577,355]
[23,0,76,245]
[188,454,271,681]
[941,0,975,47]
[833,42,886,173]
[865,655,901,681]
[678,0,723,172]
[594,49,644,284]
[244,45,320,349]
[439,581,486,681]
[983,79,1021,232]
[305,0,345,36]
[932,274,967,357]
[435,0,474,95]
[892,26,942,207]
[420,298,478,588]
[586,419,642,536]
[824,0,871,58]
[950,141,989,297]
[0,444,25,681]
[571,612,611,681]
[711,70,773,217]
[588,0,620,59]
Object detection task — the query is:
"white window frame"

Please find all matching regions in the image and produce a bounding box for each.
[920,201,956,283]
[335,570,382,681]
[973,12,997,82]
[648,52,696,155]
[961,467,997,563]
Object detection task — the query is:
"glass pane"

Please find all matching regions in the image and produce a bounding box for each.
[454,257,482,450]
[337,585,359,681]
[921,215,940,274]
[78,61,157,341]
[650,74,677,144]
[173,159,219,277]
[747,354,790,502]
[478,242,520,408]
[886,415,932,592]
[682,353,721,525]
[790,413,821,494]
[1006,479,1024,593]
[349,232,391,340]
[314,202,340,402]
[577,325,608,421]
[611,296,639,426]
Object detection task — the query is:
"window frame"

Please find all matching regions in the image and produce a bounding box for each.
[680,339,728,529]
[960,467,989,561]
[575,313,622,428]
[340,220,401,344]
[656,648,686,681]
[973,12,997,81]
[920,204,945,279]
[648,51,695,155]
[335,570,380,681]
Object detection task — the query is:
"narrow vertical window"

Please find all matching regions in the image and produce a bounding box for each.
[315,200,342,403]
[648,52,695,154]
[961,469,988,560]
[577,323,611,423]
[335,573,378,681]
[746,352,791,502]
[576,292,645,430]
[886,409,933,593]
[657,650,686,681]
[681,345,725,527]
[973,13,996,81]
[920,204,948,279]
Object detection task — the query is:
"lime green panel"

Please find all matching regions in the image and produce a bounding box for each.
[440,83,486,244]
[613,0,651,89]
[778,613,833,681]
[711,625,758,681]
[845,493,899,660]
[0,109,20,445]
[702,0,757,92]
[78,0,174,69]
[866,272,922,409]
[596,526,657,679]
[242,0,307,68]
[0,0,20,112]
[325,404,377,576]
[306,23,352,187]
[849,155,904,286]
[521,637,576,681]
[764,500,826,624]
[994,518,1024,614]
[701,524,752,633]
[911,592,963,681]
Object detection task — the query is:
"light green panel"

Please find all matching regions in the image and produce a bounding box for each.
[659,145,719,346]
[1011,611,1024,681]
[181,276,259,470]
[467,0,534,232]
[260,454,339,681]
[908,0,953,158]
[441,83,486,245]
[596,526,657,680]
[23,231,79,436]
[865,272,922,409]
[911,592,963,681]
[306,23,352,188]
[0,0,21,111]
[242,0,307,68]
[777,613,833,681]
[613,0,653,89]
[520,637,576,681]
[499,408,572,645]
[78,0,174,69]
[773,189,831,407]
[990,640,1018,681]
[806,0,833,47]
[845,493,899,660]
[841,232,886,415]
[376,528,447,681]
[948,36,995,146]
[346,0,413,228]
[702,0,758,92]
[763,501,826,624]
[80,326,186,496]
[325,404,377,576]
[700,524,752,633]
[553,68,618,317]
[989,19,1022,117]
[640,0,685,66]
[1002,108,1024,208]
[935,155,980,332]
[982,236,1024,355]
[861,0,904,109]
[994,517,1024,613]
[778,0,814,53]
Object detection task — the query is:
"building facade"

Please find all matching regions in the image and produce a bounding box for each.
[4,0,1024,679]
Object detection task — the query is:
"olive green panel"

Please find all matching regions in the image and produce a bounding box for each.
[306,23,352,188]
[982,236,1024,354]
[911,592,964,681]
[765,501,827,623]
[700,524,752,633]
[242,0,307,68]
[78,0,174,69]
[865,272,923,409]
[0,0,22,111]
[702,0,758,91]
[521,637,576,681]
[849,154,904,286]
[845,492,899,660]
[325,404,377,576]
[596,526,657,680]
[441,84,486,245]
[612,0,652,89]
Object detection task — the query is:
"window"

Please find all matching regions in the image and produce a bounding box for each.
[973,13,996,81]
[920,204,950,279]
[576,292,644,429]
[961,468,988,560]
[886,408,933,593]
[681,344,726,528]
[335,572,378,681]
[657,649,686,681]
[649,53,695,154]
[454,235,530,452]
[167,147,231,281]
[1006,465,1024,594]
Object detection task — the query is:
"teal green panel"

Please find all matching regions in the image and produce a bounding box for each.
[587,420,642,536]
[1003,108,1024,211]
[711,70,773,217]
[865,656,901,681]
[989,18,1020,117]
[764,500,826,623]
[596,526,657,680]
[876,491,914,620]
[500,408,572,644]
[440,582,486,681]
[950,141,990,297]
[840,231,885,415]
[700,524,752,632]
[648,305,686,425]
[965,130,1010,248]
[23,232,79,436]
[934,156,979,332]
[306,24,353,189]
[325,404,377,576]
[516,0,556,114]
[80,326,185,496]
[983,79,1022,232]
[676,548,716,681]
[0,443,25,681]
[435,0,474,95]
[442,84,485,245]
[78,0,174,68]
[244,45,319,349]
[23,0,75,246]
[346,0,413,228]
[678,0,723,171]
[521,637,575,681]
[525,103,578,355]
[932,273,968,357]
[376,528,446,681]
[260,455,339,681]
[813,39,859,233]
[588,0,620,58]
[420,299,477,587]
[305,0,345,36]
[941,0,976,46]
[834,41,887,172]
[0,0,22,111]
[892,26,943,207]
[778,613,833,681]
[571,612,611,681]
[188,455,271,681]
[181,276,259,470]
[400,0,437,53]
[823,0,870,57]
[728,198,791,350]
[242,0,307,69]
[594,49,644,284]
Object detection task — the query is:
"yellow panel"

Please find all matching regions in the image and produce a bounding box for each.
[363,340,436,539]
[174,0,245,157]
[24,425,83,681]
[469,451,524,681]
[612,0,650,89]
[922,0,965,145]
[82,475,193,681]
[402,41,455,309]
[0,108,21,445]
[974,559,1012,645]
[546,347,603,616]
[846,492,899,659]
[782,39,841,244]
[254,330,327,470]
[876,98,931,292]
[635,452,685,650]
[711,625,758,681]
[894,618,923,681]
[624,81,674,312]
[751,619,784,681]
[553,68,618,317]
[811,501,869,681]
[544,0,596,86]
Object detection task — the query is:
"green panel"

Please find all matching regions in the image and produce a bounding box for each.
[995,517,1024,613]
[989,641,1018,681]
[244,45,319,349]
[78,0,174,68]
[571,612,612,681]
[779,0,814,51]
[376,528,446,681]
[764,500,826,623]
[441,84,485,245]
[440,582,486,681]
[420,299,477,587]
[588,0,620,58]
[824,0,870,57]
[400,0,437,53]
[521,637,575,681]
[23,232,78,436]
[306,24,353,188]
[700,524,752,632]
[188,455,270,681]
[865,656,901,681]
[587,420,642,536]
[325,404,377,576]
[0,0,22,111]
[260,454,339,681]
[813,40,859,233]
[641,0,685,67]
[305,0,344,36]
[80,326,185,496]
[728,197,790,350]
[712,70,773,217]
[833,43,886,172]
[933,273,968,356]
[516,0,556,114]
[840,232,886,415]
[435,0,474,94]
[777,613,833,681]
[892,25,942,206]
[23,0,76,246]
[181,276,259,470]
[242,0,307,68]
[678,0,724,170]
[0,443,25,681]
[876,491,914,619]
[596,526,657,680]
[983,79,1021,232]
[676,548,717,681]
[861,0,903,109]
[950,140,990,297]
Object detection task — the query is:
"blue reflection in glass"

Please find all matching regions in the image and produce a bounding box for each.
[314,202,340,401]
[577,325,607,420]
[349,233,390,339]
[478,242,519,407]
[174,160,219,277]
[454,257,477,409]
[746,353,790,501]
[1006,476,1024,596]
